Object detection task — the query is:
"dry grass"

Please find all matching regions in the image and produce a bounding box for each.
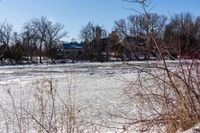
[122,59,200,132]
[0,77,88,133]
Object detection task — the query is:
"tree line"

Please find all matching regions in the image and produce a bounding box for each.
[0,12,200,64]
[80,12,200,61]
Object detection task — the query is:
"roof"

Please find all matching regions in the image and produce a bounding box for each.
[123,36,145,46]
[63,42,84,49]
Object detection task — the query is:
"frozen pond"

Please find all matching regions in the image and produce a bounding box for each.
[0,61,180,132]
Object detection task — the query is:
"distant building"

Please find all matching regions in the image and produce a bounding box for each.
[85,37,110,61]
[63,42,84,60]
[121,36,161,60]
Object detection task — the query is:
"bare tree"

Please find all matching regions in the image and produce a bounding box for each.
[0,23,13,46]
[0,23,13,62]
[29,16,67,63]
[80,22,107,61]
[31,17,48,63]
[80,22,96,43]
[45,20,67,62]
[114,13,167,60]
[114,19,128,39]
[164,13,200,58]
[107,31,123,60]
[21,22,38,63]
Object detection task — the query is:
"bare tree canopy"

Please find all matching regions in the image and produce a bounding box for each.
[27,16,67,63]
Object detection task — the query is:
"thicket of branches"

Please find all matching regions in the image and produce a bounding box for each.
[114,0,200,132]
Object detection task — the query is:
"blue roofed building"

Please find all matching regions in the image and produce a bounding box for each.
[63,42,84,60]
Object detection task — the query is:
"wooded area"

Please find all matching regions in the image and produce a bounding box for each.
[0,12,200,64]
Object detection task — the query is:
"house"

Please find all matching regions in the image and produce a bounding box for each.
[63,42,84,60]
[109,36,147,60]
[87,37,109,61]
[123,36,146,60]
[121,36,163,60]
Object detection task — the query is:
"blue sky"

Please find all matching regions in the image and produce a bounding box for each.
[0,0,200,41]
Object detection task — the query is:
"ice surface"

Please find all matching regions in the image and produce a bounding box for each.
[0,61,186,132]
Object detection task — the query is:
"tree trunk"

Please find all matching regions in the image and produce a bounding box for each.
[39,44,42,64]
